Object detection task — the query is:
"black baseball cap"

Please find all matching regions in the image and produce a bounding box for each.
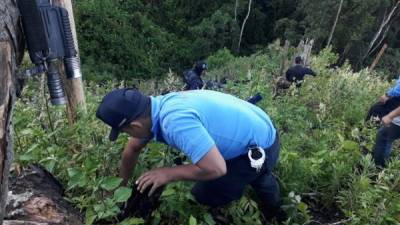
[96,88,150,141]
[195,61,208,72]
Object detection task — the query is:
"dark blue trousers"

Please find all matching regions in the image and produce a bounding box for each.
[373,124,400,167]
[191,134,281,214]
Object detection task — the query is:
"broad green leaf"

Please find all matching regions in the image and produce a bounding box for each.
[189,215,197,225]
[67,168,81,178]
[297,202,308,213]
[342,140,359,152]
[84,157,99,173]
[203,213,215,225]
[113,187,132,203]
[100,177,122,191]
[20,128,33,136]
[44,159,56,173]
[85,208,96,225]
[25,143,39,153]
[67,169,87,189]
[118,218,145,225]
[19,153,36,161]
[161,187,175,197]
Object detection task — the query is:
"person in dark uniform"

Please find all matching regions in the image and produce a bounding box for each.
[183,61,208,90]
[285,56,316,87]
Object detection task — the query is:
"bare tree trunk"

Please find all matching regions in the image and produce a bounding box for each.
[295,39,314,66]
[234,0,239,21]
[237,0,252,52]
[0,0,24,223]
[53,0,86,124]
[363,0,400,61]
[326,0,344,47]
[369,43,388,71]
[368,23,391,56]
[279,40,290,77]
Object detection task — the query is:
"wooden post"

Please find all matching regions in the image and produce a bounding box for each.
[53,0,86,124]
[369,43,388,71]
[0,0,24,223]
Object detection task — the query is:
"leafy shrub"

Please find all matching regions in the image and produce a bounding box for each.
[13,47,400,224]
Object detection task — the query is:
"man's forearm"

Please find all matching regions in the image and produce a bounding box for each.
[120,150,140,186]
[387,106,400,119]
[119,138,146,186]
[166,164,226,182]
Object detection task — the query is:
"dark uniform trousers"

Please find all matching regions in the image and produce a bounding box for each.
[191,132,282,219]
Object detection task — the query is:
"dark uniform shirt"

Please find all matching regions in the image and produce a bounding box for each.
[285,65,316,84]
[183,69,204,90]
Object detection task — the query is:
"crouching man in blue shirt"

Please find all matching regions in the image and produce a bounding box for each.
[366,75,400,121]
[96,88,286,223]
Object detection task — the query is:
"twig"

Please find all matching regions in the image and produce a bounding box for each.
[303,220,323,225]
[301,192,321,197]
[326,218,352,225]
[237,0,252,52]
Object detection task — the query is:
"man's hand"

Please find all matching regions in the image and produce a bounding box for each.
[135,146,226,197]
[379,94,390,104]
[136,167,171,196]
[382,115,393,127]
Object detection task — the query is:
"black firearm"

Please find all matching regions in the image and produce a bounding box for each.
[247,92,262,105]
[18,0,82,105]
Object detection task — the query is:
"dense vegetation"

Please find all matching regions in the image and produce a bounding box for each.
[13,46,400,224]
[74,0,400,82]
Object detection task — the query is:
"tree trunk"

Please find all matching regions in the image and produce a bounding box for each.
[234,0,239,21]
[237,0,252,53]
[295,39,314,66]
[362,0,400,61]
[0,0,25,223]
[279,40,290,77]
[52,0,87,124]
[326,0,344,47]
[369,43,388,71]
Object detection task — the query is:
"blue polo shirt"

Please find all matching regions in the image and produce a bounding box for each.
[150,90,276,164]
[387,75,400,97]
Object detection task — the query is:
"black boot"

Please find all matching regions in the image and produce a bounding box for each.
[208,207,231,225]
[261,206,287,225]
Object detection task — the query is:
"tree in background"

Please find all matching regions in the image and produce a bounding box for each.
[75,0,190,81]
[74,0,400,81]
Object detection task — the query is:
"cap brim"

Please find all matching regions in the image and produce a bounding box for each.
[109,128,120,141]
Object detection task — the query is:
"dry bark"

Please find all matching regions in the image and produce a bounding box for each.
[5,165,84,225]
[0,0,25,223]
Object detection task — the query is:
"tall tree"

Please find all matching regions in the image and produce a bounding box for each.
[237,0,253,52]
[0,0,24,223]
[362,0,400,61]
[326,0,344,47]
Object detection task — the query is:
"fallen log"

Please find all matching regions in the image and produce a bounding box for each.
[5,165,84,225]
